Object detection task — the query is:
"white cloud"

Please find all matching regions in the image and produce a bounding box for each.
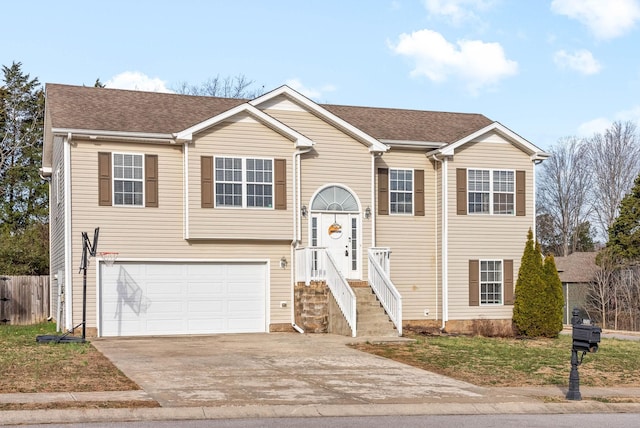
[577,106,640,136]
[422,0,494,26]
[389,29,518,95]
[105,71,172,93]
[577,117,612,137]
[553,49,602,75]
[285,79,336,100]
[551,0,640,40]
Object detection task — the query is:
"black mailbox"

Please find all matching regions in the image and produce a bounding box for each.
[572,324,601,353]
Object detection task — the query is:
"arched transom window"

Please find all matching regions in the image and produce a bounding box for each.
[311,186,359,212]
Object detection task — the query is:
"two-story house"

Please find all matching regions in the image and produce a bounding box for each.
[41,84,548,337]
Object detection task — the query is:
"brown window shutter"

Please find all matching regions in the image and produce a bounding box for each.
[98,152,112,206]
[274,159,286,210]
[469,259,479,306]
[516,170,526,216]
[414,169,425,216]
[503,259,514,305]
[378,168,389,215]
[201,156,214,208]
[457,168,467,215]
[145,154,158,208]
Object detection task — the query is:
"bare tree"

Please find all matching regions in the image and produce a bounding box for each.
[537,137,593,256]
[173,74,264,99]
[586,251,617,328]
[587,121,640,238]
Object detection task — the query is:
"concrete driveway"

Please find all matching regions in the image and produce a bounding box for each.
[92,333,495,408]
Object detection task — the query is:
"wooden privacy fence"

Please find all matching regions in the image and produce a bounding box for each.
[0,276,50,325]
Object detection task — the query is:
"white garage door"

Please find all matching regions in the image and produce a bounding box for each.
[99,262,267,337]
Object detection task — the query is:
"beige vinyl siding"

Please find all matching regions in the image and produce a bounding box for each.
[447,136,534,320]
[375,150,438,321]
[266,105,373,280]
[49,135,66,323]
[69,139,292,329]
[188,115,294,239]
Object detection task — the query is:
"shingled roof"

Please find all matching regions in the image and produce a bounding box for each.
[555,252,599,284]
[45,84,246,134]
[323,104,493,144]
[45,83,493,144]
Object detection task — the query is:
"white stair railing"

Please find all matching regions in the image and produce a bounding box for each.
[369,247,391,275]
[295,247,326,285]
[368,248,402,336]
[294,247,357,337]
[324,251,357,337]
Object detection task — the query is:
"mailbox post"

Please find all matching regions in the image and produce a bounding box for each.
[566,308,601,401]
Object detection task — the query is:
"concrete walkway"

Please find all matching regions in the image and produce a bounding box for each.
[2,333,640,425]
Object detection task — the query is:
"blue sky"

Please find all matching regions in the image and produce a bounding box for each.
[3,0,640,149]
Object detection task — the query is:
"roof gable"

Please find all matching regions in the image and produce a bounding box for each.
[251,86,388,153]
[175,102,313,148]
[435,122,550,160]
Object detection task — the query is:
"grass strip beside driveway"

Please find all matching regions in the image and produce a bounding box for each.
[0,323,139,394]
[353,334,640,387]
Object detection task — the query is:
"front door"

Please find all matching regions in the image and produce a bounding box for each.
[313,212,359,279]
[309,185,362,280]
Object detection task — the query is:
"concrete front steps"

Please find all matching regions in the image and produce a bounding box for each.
[350,284,399,337]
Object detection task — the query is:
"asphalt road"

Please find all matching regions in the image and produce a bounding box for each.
[12,414,640,428]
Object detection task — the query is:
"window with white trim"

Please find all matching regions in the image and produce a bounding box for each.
[468,169,514,215]
[113,153,144,206]
[390,168,413,214]
[480,260,502,305]
[215,157,273,208]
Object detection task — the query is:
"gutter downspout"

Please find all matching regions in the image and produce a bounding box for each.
[39,171,53,320]
[291,147,312,333]
[64,133,73,331]
[371,152,378,247]
[430,155,441,323]
[184,143,189,240]
[430,154,449,331]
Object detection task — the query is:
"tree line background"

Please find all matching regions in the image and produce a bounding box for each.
[537,120,640,331]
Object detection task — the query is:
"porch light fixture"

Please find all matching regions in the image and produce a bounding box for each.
[280,256,288,269]
[364,206,371,219]
[301,205,308,218]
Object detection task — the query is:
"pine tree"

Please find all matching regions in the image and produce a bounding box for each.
[513,229,546,336]
[0,62,48,274]
[607,173,640,262]
[542,254,564,337]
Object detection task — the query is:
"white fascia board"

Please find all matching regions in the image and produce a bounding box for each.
[250,85,389,153]
[53,128,175,141]
[438,122,547,158]
[175,103,313,148]
[381,139,446,150]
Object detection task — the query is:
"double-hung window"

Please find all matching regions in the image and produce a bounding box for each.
[480,260,502,305]
[468,169,514,215]
[215,157,273,208]
[113,153,144,206]
[389,168,413,214]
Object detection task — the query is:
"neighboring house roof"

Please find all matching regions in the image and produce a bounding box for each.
[555,252,599,284]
